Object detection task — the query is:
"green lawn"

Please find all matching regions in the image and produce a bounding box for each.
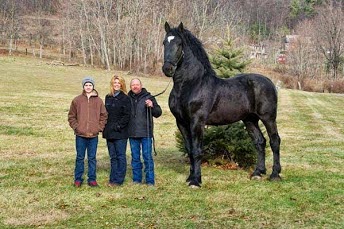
[0,56,343,228]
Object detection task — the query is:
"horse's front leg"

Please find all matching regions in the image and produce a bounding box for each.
[176,121,194,183]
[188,121,205,187]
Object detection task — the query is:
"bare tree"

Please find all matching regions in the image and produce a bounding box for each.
[313,3,344,79]
[5,1,20,55]
[94,0,113,70]
[286,20,324,87]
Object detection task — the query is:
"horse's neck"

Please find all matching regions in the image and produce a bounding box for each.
[172,60,211,96]
[179,49,215,80]
[174,59,202,84]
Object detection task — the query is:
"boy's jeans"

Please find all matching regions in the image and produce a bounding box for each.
[75,135,98,183]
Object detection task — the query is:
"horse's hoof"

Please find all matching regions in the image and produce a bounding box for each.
[188,181,201,188]
[250,175,262,180]
[189,184,201,189]
[269,175,282,181]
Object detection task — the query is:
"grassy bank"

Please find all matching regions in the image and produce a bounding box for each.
[0,56,343,228]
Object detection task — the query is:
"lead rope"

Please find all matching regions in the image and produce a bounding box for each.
[148,78,172,156]
[151,78,172,98]
[148,107,157,156]
[146,106,156,156]
[149,51,182,156]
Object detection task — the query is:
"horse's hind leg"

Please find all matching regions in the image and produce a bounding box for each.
[262,120,281,181]
[244,119,267,179]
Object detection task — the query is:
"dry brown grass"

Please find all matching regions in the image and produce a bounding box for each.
[250,65,344,93]
[0,56,343,228]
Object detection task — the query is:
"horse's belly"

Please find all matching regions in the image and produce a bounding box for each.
[206,114,240,125]
[206,107,248,125]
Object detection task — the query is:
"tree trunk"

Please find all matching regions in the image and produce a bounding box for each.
[79,8,87,65]
[89,39,94,66]
[39,37,44,58]
[80,28,87,65]
[113,38,116,66]
[9,34,13,55]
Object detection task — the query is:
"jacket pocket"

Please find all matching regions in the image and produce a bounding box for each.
[75,125,87,136]
[88,121,100,135]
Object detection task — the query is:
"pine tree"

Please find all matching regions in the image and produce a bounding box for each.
[210,38,250,78]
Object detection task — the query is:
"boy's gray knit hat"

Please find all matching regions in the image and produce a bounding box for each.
[82,76,95,87]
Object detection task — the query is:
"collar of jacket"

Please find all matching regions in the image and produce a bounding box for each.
[129,88,150,99]
[83,89,99,98]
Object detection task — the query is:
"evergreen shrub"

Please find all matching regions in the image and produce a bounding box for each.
[175,122,257,169]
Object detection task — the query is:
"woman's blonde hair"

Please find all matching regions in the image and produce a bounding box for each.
[109,75,127,95]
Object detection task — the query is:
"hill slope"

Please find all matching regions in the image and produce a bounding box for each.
[0,56,343,228]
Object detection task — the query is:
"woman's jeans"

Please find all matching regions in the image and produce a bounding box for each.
[107,139,128,185]
[74,135,98,183]
[129,137,154,185]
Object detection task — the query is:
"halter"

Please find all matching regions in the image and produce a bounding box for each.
[173,50,184,67]
[165,50,184,67]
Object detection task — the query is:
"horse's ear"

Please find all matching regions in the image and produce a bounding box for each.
[178,22,184,32]
[165,22,171,33]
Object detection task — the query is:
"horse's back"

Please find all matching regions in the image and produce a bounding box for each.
[231,73,276,90]
[208,73,278,124]
[228,73,277,102]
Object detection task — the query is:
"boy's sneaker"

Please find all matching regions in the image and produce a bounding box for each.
[88,181,99,187]
[74,181,82,187]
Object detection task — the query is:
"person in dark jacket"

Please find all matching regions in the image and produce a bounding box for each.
[68,76,108,187]
[128,78,162,186]
[103,75,131,186]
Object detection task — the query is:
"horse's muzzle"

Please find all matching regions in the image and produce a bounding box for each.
[162,62,176,77]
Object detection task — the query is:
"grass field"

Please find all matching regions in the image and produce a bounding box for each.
[0,56,343,228]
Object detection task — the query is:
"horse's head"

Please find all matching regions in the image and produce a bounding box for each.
[162,22,184,77]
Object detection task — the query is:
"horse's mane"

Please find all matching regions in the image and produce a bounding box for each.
[170,28,216,75]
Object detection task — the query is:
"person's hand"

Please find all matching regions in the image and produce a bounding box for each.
[145,99,153,107]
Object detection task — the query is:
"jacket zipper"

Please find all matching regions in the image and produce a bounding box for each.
[87,96,90,132]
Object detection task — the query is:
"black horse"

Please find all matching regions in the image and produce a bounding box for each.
[162,22,281,187]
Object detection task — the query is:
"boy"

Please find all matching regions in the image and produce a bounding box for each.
[68,76,107,187]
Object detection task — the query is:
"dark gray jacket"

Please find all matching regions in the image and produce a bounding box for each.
[128,88,162,138]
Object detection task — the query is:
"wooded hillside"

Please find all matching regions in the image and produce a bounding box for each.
[1,0,344,89]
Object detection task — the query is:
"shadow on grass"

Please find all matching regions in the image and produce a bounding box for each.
[93,147,189,185]
[154,147,189,174]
